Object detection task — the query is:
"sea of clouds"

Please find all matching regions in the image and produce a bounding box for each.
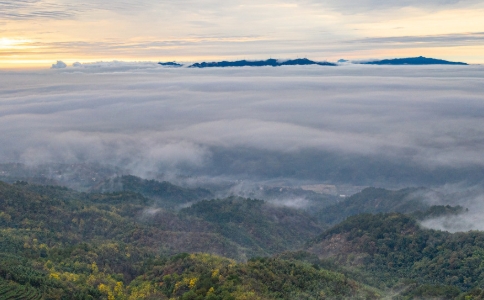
[1,63,484,189]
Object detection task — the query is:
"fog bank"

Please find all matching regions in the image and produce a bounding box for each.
[1,64,484,187]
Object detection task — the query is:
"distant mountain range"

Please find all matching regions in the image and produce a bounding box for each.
[361,56,468,65]
[189,58,337,68]
[157,56,469,68]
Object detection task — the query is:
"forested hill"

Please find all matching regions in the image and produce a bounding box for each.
[0,179,372,299]
[0,180,348,299]
[1,179,484,299]
[181,197,323,255]
[315,187,430,225]
[92,175,213,208]
[0,181,325,260]
[307,213,484,295]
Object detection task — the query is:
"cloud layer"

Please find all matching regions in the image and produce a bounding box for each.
[1,64,484,186]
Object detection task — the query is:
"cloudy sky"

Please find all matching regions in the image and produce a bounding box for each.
[1,0,484,68]
[1,64,483,186]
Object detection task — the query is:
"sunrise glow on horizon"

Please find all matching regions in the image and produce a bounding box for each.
[1,0,484,68]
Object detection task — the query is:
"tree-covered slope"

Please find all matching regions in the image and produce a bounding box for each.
[181,197,324,257]
[135,253,379,299]
[307,212,484,292]
[316,187,430,225]
[92,175,213,209]
[1,180,326,262]
[0,250,380,300]
[0,179,379,299]
[4,179,484,299]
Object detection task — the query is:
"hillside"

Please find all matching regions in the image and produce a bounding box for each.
[1,181,327,260]
[181,197,323,256]
[0,251,379,300]
[2,179,484,298]
[0,180,379,299]
[316,187,430,225]
[92,175,213,209]
[133,253,380,299]
[307,212,484,294]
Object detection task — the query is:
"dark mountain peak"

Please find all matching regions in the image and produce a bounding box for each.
[362,56,468,65]
[158,61,183,67]
[281,58,335,66]
[189,58,336,68]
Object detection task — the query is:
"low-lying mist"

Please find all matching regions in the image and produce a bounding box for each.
[415,184,484,232]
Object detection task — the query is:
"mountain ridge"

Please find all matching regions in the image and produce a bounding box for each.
[189,58,337,68]
[361,56,468,65]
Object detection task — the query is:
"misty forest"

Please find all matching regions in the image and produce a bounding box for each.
[1,64,484,300]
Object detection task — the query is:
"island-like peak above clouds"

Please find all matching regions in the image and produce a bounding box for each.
[188,58,337,68]
[361,56,468,65]
[158,61,183,67]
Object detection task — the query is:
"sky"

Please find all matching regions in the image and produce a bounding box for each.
[2,0,484,68]
[1,63,483,187]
